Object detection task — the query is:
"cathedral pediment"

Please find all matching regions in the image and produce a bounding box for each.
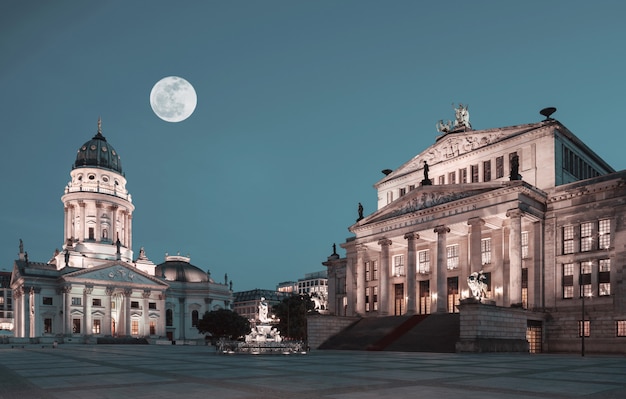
[62,262,168,288]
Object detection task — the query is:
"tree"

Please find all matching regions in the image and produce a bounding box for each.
[196,309,250,341]
[272,294,315,341]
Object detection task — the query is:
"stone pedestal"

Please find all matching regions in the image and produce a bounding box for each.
[456,298,529,353]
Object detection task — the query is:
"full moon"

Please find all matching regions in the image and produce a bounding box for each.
[150,76,197,122]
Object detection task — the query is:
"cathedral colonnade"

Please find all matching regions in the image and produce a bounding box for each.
[12,283,166,339]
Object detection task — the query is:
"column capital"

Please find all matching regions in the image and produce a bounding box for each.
[123,288,132,297]
[434,225,450,235]
[378,238,392,247]
[83,286,93,295]
[467,217,485,227]
[403,232,420,241]
[355,243,368,252]
[105,286,114,296]
[506,208,523,219]
[142,290,151,299]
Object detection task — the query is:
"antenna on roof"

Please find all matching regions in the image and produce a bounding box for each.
[540,107,557,121]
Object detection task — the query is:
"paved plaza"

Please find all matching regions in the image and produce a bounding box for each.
[1,345,625,399]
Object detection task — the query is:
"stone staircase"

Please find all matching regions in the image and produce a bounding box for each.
[318,314,460,353]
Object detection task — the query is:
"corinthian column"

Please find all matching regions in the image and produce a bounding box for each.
[467,217,484,274]
[378,238,392,316]
[434,225,450,313]
[404,232,419,315]
[507,208,523,307]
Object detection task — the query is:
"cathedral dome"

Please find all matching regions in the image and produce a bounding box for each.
[74,120,123,174]
[155,256,210,283]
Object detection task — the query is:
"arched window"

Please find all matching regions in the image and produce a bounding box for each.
[166,309,173,327]
[191,310,199,327]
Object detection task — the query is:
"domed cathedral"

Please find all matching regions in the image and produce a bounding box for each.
[10,119,232,344]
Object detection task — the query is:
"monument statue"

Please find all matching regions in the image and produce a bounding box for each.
[258,297,270,323]
[467,270,487,300]
[357,202,364,221]
[19,239,24,254]
[452,103,471,130]
[421,161,432,186]
[510,153,521,180]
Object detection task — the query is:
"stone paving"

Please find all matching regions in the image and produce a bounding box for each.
[1,344,625,398]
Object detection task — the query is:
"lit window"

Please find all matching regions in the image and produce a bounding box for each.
[372,260,378,281]
[578,320,590,337]
[580,261,592,297]
[599,259,610,296]
[393,255,405,276]
[446,245,459,270]
[72,319,81,334]
[44,318,52,334]
[599,219,611,249]
[365,287,370,312]
[563,226,574,254]
[150,320,156,335]
[481,238,491,265]
[131,320,139,336]
[521,231,529,259]
[418,250,430,274]
[365,261,371,282]
[580,222,593,252]
[617,321,626,337]
[93,319,101,334]
[373,286,378,311]
[563,263,574,299]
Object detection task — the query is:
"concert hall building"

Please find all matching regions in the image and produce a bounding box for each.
[323,107,626,353]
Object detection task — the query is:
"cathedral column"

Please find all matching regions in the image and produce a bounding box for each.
[126,213,133,250]
[178,297,186,341]
[105,287,114,336]
[507,208,523,307]
[404,232,419,315]
[123,289,132,336]
[64,286,72,334]
[64,206,70,242]
[30,288,41,337]
[142,290,151,336]
[95,202,102,242]
[23,288,30,338]
[355,244,367,315]
[158,293,167,336]
[83,286,93,335]
[111,205,118,244]
[79,201,86,241]
[13,288,22,337]
[434,226,450,313]
[378,238,392,316]
[468,217,484,274]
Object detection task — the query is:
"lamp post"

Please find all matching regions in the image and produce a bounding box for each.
[581,291,585,357]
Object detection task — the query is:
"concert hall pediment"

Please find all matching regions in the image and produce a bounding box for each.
[355,184,501,227]
[62,262,168,288]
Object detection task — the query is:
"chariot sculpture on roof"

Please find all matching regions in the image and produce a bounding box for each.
[437,103,472,133]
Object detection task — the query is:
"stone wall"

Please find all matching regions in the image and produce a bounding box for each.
[456,299,529,352]
[307,315,360,350]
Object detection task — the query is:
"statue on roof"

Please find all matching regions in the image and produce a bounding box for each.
[453,103,471,130]
[357,202,364,221]
[436,119,453,133]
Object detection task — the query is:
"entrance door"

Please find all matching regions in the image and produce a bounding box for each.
[394,284,404,315]
[447,277,459,313]
[527,320,542,353]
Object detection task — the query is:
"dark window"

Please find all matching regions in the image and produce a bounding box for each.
[149,302,157,310]
[496,156,504,179]
[192,310,199,327]
[43,297,53,305]
[471,164,479,182]
[92,298,102,307]
[483,160,491,182]
[131,301,139,309]
[166,309,173,326]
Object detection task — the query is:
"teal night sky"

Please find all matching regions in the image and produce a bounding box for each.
[1,0,625,291]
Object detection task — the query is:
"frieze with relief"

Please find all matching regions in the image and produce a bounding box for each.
[393,191,474,217]
[66,265,161,286]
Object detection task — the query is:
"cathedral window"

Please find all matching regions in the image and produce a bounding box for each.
[44,318,52,334]
[192,310,199,327]
[93,319,101,334]
[372,260,378,281]
[365,261,371,282]
[578,320,590,337]
[72,319,81,334]
[459,168,467,183]
[447,277,459,313]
